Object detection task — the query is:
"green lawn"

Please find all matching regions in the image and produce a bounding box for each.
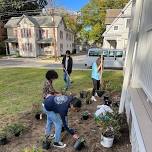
[0,68,123,122]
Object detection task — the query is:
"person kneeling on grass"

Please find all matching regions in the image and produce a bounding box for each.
[43,95,81,148]
[43,70,60,99]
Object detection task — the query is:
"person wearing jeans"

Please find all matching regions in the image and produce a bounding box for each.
[91,57,103,101]
[43,95,81,148]
[63,71,71,90]
[44,110,63,145]
[62,50,73,90]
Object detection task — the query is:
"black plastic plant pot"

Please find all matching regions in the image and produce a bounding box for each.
[42,141,50,150]
[35,113,41,120]
[15,132,20,137]
[0,137,8,145]
[80,92,84,98]
[104,95,109,101]
[74,138,85,150]
[104,100,112,106]
[96,90,105,97]
[82,115,89,120]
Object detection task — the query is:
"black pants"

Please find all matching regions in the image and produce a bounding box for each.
[92,78,100,96]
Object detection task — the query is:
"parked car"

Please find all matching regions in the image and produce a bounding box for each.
[85,48,125,69]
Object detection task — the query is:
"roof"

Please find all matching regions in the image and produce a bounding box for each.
[4,15,62,28]
[105,9,122,25]
[5,38,18,43]
[103,1,132,36]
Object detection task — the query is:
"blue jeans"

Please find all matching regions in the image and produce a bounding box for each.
[64,72,71,89]
[44,107,62,143]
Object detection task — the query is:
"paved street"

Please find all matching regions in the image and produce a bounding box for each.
[0,55,88,70]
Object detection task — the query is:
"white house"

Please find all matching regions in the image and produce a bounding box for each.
[119,0,152,152]
[102,1,132,50]
[4,14,74,57]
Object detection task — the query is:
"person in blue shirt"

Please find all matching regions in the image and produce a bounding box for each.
[43,95,81,148]
[91,56,103,101]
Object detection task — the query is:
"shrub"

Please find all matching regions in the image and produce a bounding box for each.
[6,123,25,137]
[22,146,43,152]
[0,41,6,55]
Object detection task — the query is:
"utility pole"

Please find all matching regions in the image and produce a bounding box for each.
[49,0,57,61]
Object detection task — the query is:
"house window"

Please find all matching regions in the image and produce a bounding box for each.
[14,29,17,37]
[60,31,63,39]
[46,30,48,38]
[126,19,131,28]
[66,33,68,40]
[21,28,32,38]
[36,29,39,38]
[60,43,63,53]
[22,43,32,52]
[39,29,45,39]
[69,34,72,41]
[114,26,118,30]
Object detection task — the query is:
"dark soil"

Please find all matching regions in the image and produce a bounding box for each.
[0,93,131,152]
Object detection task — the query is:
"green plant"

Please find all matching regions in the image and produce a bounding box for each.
[102,80,112,92]
[22,146,43,152]
[6,123,25,137]
[0,130,7,139]
[85,91,92,104]
[16,50,21,57]
[0,42,6,55]
[99,110,122,139]
[82,111,88,116]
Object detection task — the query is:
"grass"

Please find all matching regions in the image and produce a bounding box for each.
[0,68,123,126]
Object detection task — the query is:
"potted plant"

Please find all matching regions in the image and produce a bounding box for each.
[96,90,105,97]
[22,146,43,152]
[80,91,87,99]
[40,136,51,150]
[85,91,92,104]
[32,103,44,120]
[7,123,25,137]
[74,136,85,150]
[99,111,121,148]
[81,111,89,120]
[0,131,8,145]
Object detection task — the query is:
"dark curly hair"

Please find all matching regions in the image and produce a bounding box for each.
[45,70,58,80]
[66,50,71,55]
[71,97,82,108]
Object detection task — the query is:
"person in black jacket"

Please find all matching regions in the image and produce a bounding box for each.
[62,50,73,90]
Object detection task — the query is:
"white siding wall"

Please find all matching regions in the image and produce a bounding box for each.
[122,1,152,152]
[130,103,146,152]
[131,0,152,102]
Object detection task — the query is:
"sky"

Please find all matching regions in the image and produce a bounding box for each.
[54,0,89,11]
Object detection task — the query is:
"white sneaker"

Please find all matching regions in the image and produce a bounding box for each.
[50,134,55,139]
[95,92,98,97]
[53,141,66,148]
[91,96,97,102]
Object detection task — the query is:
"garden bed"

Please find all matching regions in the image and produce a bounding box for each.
[0,93,131,152]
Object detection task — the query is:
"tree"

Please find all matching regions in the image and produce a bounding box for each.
[79,0,129,45]
[0,0,48,21]
[63,14,82,44]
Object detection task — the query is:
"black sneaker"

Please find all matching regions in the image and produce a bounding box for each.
[53,142,66,148]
